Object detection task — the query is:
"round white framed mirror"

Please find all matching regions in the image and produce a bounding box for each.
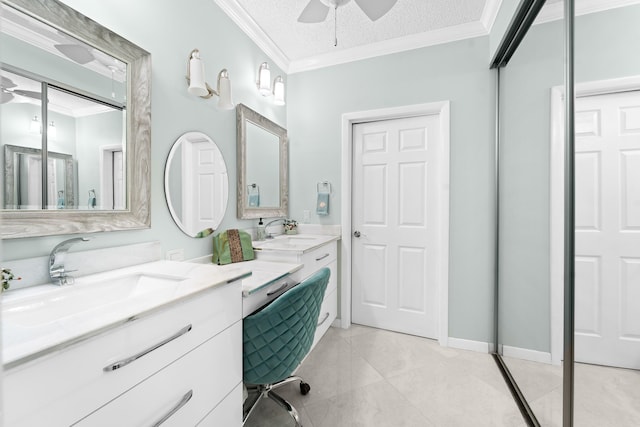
[164,131,228,237]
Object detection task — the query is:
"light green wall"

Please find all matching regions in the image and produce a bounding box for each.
[287,37,497,342]
[499,5,640,352]
[1,0,286,261]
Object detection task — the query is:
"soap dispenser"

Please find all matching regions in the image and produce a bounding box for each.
[256,218,266,241]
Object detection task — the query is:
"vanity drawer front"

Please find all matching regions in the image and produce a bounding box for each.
[313,287,337,349]
[243,276,297,317]
[197,383,243,426]
[75,321,242,426]
[299,241,337,279]
[4,281,241,427]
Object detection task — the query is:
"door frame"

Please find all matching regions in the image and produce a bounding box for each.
[550,75,640,365]
[340,101,450,346]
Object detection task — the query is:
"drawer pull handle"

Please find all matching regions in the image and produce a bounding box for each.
[103,324,192,372]
[267,282,289,296]
[315,253,330,261]
[317,312,330,327]
[152,389,193,426]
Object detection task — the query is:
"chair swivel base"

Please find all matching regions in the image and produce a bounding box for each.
[243,375,310,427]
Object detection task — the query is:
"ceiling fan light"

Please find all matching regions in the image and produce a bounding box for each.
[257,62,271,96]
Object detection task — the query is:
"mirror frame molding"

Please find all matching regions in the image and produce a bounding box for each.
[236,103,288,220]
[0,0,151,239]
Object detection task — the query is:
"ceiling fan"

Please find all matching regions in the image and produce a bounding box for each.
[298,0,398,46]
[0,75,41,104]
[298,0,398,23]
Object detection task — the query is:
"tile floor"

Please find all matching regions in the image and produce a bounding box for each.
[505,357,640,427]
[245,325,527,427]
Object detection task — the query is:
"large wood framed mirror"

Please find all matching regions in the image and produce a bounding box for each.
[0,0,151,239]
[236,104,288,220]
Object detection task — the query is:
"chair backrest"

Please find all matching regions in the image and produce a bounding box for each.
[243,267,331,385]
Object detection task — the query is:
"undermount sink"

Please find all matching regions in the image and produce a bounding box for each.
[3,272,187,328]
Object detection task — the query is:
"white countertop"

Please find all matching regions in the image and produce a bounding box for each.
[252,233,339,253]
[1,260,251,369]
[217,260,303,296]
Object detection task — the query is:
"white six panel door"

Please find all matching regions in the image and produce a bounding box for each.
[351,115,440,339]
[575,90,640,369]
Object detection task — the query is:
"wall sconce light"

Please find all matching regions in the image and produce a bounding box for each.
[186,49,234,110]
[48,121,57,139]
[257,62,271,96]
[29,115,41,133]
[273,76,285,106]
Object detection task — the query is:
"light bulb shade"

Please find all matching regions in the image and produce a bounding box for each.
[188,53,209,97]
[217,72,234,110]
[257,62,271,96]
[273,76,285,106]
[29,116,41,134]
[48,121,57,139]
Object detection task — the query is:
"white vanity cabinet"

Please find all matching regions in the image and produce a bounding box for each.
[255,237,338,349]
[3,280,243,427]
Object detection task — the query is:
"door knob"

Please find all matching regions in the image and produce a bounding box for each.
[353,230,361,238]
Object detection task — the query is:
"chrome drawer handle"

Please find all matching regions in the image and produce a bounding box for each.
[152,389,193,426]
[267,282,289,296]
[317,312,330,327]
[103,324,192,372]
[315,253,330,261]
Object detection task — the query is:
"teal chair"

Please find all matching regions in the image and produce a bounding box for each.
[243,267,330,426]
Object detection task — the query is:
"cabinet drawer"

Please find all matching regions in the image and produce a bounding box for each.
[312,287,337,350]
[75,321,242,426]
[197,383,243,426]
[299,241,337,279]
[242,276,296,318]
[4,281,241,427]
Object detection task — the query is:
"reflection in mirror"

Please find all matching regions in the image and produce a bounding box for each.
[0,0,150,238]
[245,121,280,208]
[237,103,288,219]
[165,132,229,238]
[4,144,73,209]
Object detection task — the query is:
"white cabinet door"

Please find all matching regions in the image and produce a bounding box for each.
[575,90,640,369]
[351,115,441,339]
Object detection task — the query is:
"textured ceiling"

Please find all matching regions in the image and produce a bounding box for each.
[235,0,487,60]
[217,0,494,71]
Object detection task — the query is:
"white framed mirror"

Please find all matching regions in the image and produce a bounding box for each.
[0,0,151,239]
[164,131,229,238]
[236,103,288,219]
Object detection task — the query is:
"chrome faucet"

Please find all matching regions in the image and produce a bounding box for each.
[49,237,90,285]
[264,218,285,239]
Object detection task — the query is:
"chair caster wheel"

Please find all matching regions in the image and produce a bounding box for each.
[300,381,311,395]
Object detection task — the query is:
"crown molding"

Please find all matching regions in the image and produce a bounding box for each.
[214,0,291,72]
[481,0,504,32]
[288,21,489,74]
[536,0,640,24]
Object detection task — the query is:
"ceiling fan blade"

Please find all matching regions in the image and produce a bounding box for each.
[12,89,42,99]
[54,44,94,64]
[0,91,15,104]
[354,0,398,21]
[298,0,330,23]
[1,76,17,89]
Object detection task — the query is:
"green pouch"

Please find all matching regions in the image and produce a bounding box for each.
[212,229,255,265]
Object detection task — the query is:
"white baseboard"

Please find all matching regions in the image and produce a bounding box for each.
[447,337,490,353]
[502,345,552,364]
